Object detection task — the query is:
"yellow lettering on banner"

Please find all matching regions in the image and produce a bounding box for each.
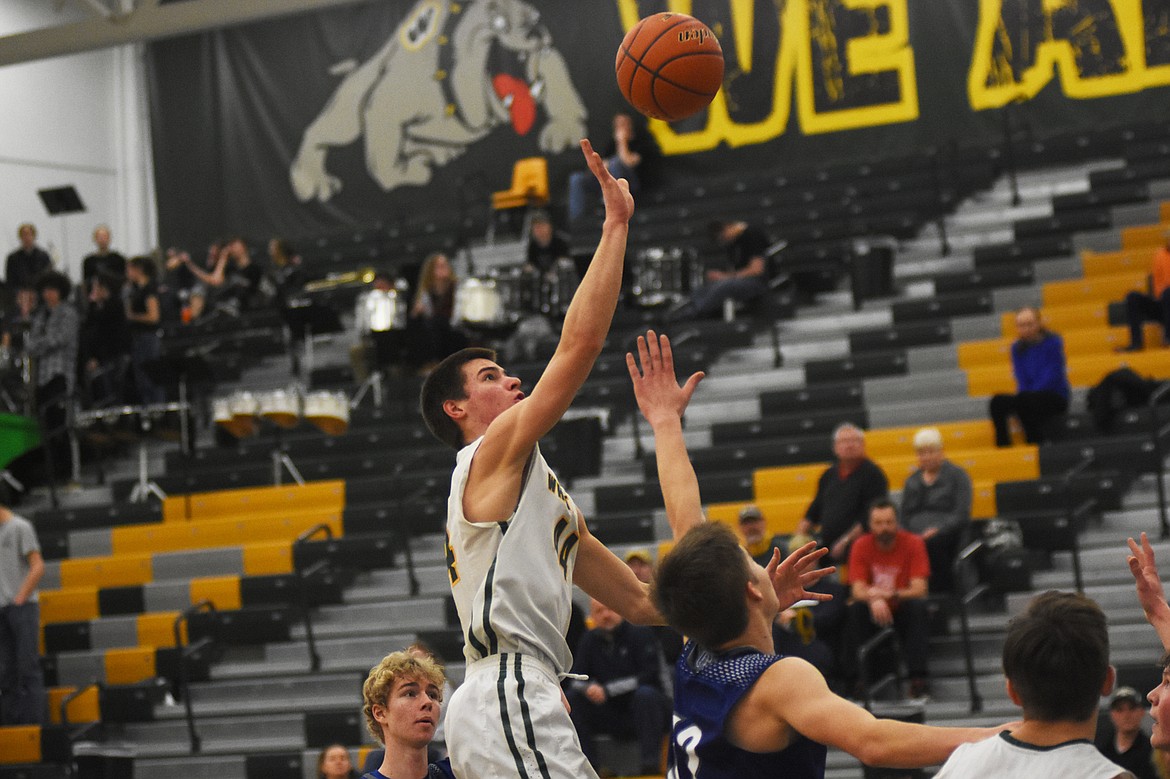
[968,0,1170,109]
[797,0,918,134]
[615,0,917,154]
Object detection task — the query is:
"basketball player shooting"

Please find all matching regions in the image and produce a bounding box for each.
[419,138,647,779]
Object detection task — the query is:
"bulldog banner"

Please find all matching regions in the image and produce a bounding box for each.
[147,0,1170,252]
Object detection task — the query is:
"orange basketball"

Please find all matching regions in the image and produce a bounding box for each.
[615,13,724,122]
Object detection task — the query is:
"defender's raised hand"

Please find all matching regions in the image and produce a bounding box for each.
[626,330,704,428]
[766,541,836,612]
[1128,532,1170,651]
[581,138,634,226]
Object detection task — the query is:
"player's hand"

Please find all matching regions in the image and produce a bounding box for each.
[581,138,634,226]
[765,541,835,612]
[1128,533,1170,634]
[626,330,704,428]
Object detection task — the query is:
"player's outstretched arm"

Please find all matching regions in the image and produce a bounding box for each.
[488,139,634,463]
[764,542,835,612]
[761,658,1011,768]
[626,330,704,540]
[1128,532,1170,651]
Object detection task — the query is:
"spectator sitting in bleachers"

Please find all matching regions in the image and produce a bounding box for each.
[900,426,973,593]
[178,242,221,321]
[669,219,770,321]
[623,548,684,674]
[1118,228,1170,352]
[266,238,306,309]
[737,503,787,567]
[79,272,130,406]
[1,286,38,355]
[525,209,571,276]
[161,247,198,323]
[567,113,656,223]
[25,271,79,436]
[316,744,358,779]
[1094,686,1157,779]
[794,423,890,562]
[771,555,847,691]
[565,598,672,777]
[81,224,126,295]
[182,237,267,316]
[844,498,932,700]
[5,224,52,301]
[988,306,1070,447]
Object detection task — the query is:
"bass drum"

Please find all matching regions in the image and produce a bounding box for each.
[358,288,408,333]
[457,277,504,326]
[303,391,349,436]
[630,246,696,307]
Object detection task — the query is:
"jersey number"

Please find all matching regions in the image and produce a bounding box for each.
[553,516,579,579]
[444,529,459,586]
[669,722,702,779]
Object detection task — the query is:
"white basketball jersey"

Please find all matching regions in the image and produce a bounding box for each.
[934,732,1132,779]
[445,437,580,673]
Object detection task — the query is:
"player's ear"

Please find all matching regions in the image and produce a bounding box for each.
[1101,665,1117,697]
[1004,678,1022,707]
[443,398,465,420]
[372,703,388,725]
[745,578,764,604]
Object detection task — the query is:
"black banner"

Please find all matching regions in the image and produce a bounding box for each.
[147,0,1170,251]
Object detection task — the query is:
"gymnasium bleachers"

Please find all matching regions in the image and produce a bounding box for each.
[4,122,1170,779]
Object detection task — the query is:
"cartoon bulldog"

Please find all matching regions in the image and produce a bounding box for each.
[290,0,587,202]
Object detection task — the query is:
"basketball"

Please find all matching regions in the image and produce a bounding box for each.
[615,13,724,123]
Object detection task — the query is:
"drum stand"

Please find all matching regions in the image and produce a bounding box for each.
[270,427,305,487]
[129,440,167,503]
[350,369,384,410]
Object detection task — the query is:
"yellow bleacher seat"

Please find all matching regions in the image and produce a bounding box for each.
[1161,202,1170,224]
[707,497,809,537]
[111,511,343,555]
[166,480,345,522]
[964,365,1016,397]
[960,328,1131,369]
[39,587,99,625]
[876,446,1039,485]
[966,349,1170,397]
[1042,272,1146,307]
[0,725,41,764]
[864,420,996,458]
[47,686,99,725]
[137,612,185,648]
[58,554,153,589]
[752,464,828,498]
[104,647,155,685]
[971,480,996,519]
[656,540,676,561]
[1081,248,1154,277]
[188,576,242,611]
[243,541,295,576]
[491,157,549,211]
[1121,223,1169,251]
[999,302,1109,338]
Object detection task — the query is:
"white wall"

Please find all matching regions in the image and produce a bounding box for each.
[0,0,157,282]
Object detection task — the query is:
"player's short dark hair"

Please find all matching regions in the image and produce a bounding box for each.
[1002,591,1109,722]
[654,523,751,650]
[420,347,497,449]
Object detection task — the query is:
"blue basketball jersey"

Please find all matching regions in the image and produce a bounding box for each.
[669,641,827,779]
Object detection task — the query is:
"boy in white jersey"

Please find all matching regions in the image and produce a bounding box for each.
[420,137,703,779]
[934,591,1131,778]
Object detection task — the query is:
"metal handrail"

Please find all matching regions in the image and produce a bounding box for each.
[953,539,988,713]
[293,523,334,672]
[59,680,100,727]
[174,600,218,754]
[1150,382,1170,539]
[1062,454,1097,594]
[857,626,901,711]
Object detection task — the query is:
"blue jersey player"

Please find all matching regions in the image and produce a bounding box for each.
[638,343,1015,776]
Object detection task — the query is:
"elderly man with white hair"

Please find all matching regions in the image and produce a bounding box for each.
[900,427,973,593]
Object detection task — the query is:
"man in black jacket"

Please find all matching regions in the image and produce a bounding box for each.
[565,597,671,776]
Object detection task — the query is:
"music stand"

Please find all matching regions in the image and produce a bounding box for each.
[282,302,344,378]
[37,186,86,266]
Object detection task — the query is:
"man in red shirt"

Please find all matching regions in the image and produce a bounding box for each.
[844,498,931,700]
[1120,231,1170,351]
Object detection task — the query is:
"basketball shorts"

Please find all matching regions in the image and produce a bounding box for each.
[446,652,598,779]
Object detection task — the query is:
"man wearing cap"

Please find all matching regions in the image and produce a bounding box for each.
[737,504,787,567]
[1118,230,1170,352]
[622,548,684,685]
[1096,686,1157,778]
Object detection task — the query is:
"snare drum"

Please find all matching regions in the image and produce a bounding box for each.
[540,258,580,318]
[492,264,540,318]
[357,288,408,333]
[631,246,693,307]
[258,389,300,428]
[457,278,504,326]
[304,391,349,436]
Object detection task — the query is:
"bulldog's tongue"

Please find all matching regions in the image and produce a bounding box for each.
[493,74,536,135]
